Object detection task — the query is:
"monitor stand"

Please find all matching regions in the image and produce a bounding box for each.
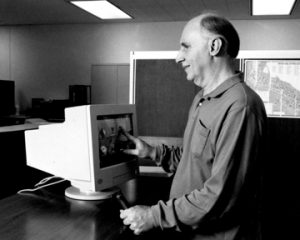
[65,186,120,200]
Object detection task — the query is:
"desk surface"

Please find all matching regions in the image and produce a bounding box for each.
[0,118,52,133]
[0,180,183,240]
[0,123,38,133]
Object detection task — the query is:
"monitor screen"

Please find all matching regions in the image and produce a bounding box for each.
[97,114,135,168]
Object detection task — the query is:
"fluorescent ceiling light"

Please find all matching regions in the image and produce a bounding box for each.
[252,0,296,15]
[70,0,132,19]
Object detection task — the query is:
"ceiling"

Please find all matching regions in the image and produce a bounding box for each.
[0,0,300,26]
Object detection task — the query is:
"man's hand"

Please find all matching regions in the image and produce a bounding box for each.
[121,129,156,160]
[120,205,155,235]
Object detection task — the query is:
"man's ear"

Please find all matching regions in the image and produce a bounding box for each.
[208,37,224,56]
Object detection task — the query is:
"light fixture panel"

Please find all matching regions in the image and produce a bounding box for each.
[252,0,296,16]
[70,0,132,19]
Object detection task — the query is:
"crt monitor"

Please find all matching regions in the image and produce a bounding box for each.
[25,104,139,200]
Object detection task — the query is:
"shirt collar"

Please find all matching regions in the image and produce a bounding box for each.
[198,72,244,101]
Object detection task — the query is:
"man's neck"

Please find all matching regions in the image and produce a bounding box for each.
[202,60,236,96]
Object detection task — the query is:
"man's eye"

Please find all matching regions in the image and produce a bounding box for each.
[184,44,191,50]
[183,46,190,52]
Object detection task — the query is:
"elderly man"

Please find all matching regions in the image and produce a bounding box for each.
[121,12,266,240]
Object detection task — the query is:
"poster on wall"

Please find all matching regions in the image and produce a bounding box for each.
[244,59,300,117]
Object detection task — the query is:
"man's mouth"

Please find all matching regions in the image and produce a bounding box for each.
[183,65,189,71]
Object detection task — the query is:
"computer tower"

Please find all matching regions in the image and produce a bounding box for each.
[69,85,91,106]
[0,80,15,116]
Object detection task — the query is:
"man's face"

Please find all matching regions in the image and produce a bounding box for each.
[176,19,211,87]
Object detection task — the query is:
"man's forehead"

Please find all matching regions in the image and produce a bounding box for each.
[181,16,216,44]
[180,19,206,42]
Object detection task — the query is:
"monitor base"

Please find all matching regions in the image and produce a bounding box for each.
[65,186,120,200]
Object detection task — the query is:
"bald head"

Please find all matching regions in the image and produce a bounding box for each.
[186,13,240,58]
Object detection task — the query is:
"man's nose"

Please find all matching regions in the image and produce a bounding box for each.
[175,51,184,64]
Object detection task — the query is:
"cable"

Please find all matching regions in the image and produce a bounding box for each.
[115,192,129,209]
[34,176,63,187]
[17,176,67,195]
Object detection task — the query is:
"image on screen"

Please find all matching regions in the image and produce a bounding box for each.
[97,114,135,168]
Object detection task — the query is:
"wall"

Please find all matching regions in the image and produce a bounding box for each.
[1,19,300,112]
[236,19,300,50]
[0,27,10,80]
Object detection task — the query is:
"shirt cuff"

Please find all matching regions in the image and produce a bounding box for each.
[153,145,164,166]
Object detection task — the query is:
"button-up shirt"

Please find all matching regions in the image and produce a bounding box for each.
[151,73,267,240]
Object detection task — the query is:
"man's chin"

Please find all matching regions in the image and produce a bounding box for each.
[186,75,194,82]
[186,75,200,85]
[193,78,202,87]
[186,76,197,84]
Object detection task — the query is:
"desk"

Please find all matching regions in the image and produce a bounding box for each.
[0,123,37,133]
[0,179,183,240]
[0,118,51,133]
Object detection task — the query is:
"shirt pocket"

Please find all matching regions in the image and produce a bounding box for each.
[191,119,210,158]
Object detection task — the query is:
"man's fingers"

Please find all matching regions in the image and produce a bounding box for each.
[134,229,141,235]
[123,218,131,225]
[120,209,126,219]
[123,149,139,156]
[129,222,137,230]
[120,127,136,142]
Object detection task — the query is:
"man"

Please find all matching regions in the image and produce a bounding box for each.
[120,12,267,240]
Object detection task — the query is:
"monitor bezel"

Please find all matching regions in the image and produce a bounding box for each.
[88,104,138,191]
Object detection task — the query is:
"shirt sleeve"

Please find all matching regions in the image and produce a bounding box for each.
[151,105,266,232]
[153,144,183,174]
